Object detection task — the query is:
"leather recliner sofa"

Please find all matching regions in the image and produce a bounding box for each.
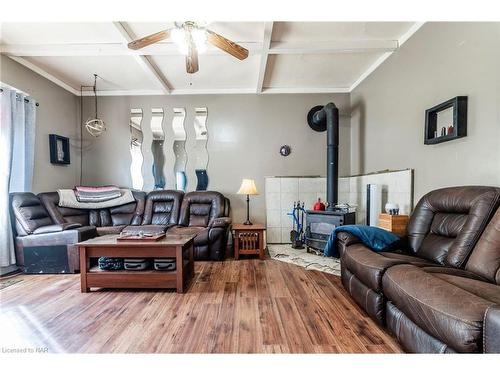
[338,186,500,353]
[10,189,232,273]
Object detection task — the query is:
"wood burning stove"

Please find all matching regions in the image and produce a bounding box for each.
[305,102,356,255]
[305,210,355,254]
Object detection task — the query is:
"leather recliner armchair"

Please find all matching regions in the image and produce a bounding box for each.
[339,186,500,353]
[121,190,184,235]
[168,191,232,260]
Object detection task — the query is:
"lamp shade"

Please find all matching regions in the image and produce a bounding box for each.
[237,179,258,195]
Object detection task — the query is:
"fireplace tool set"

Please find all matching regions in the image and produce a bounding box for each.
[289,201,306,249]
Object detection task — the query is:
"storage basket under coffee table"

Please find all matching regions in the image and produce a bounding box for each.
[78,234,195,293]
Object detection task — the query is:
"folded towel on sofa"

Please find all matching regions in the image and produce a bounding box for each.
[324,225,400,258]
[58,188,135,209]
[74,185,122,202]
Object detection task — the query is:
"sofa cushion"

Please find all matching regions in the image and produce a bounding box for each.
[178,191,224,227]
[421,266,487,282]
[431,274,500,304]
[38,192,91,226]
[383,264,495,353]
[142,190,183,226]
[11,193,54,236]
[407,186,500,268]
[465,208,500,284]
[343,244,433,292]
[380,252,435,266]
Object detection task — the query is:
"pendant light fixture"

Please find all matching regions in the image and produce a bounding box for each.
[85,74,106,137]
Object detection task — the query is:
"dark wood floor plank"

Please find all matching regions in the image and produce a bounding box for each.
[275,296,314,353]
[236,296,260,353]
[211,282,238,353]
[0,259,402,353]
[257,297,285,346]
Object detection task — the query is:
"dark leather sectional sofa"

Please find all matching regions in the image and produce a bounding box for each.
[10,190,232,273]
[338,186,500,353]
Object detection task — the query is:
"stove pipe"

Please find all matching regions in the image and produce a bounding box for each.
[311,103,339,210]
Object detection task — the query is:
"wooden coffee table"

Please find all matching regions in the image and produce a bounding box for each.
[78,234,195,293]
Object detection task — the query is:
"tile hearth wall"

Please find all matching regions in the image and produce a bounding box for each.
[265,169,413,244]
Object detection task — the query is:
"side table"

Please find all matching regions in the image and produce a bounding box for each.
[233,223,266,260]
[378,213,410,236]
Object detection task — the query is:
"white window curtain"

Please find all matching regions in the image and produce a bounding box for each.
[0,86,37,270]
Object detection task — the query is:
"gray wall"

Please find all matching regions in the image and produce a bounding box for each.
[0,55,80,193]
[351,22,500,203]
[82,94,350,223]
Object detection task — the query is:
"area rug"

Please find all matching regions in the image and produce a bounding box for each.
[0,279,23,290]
[267,245,341,276]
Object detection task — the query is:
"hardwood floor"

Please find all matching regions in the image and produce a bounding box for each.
[0,259,402,353]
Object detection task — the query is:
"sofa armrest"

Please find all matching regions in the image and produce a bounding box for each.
[32,223,82,235]
[337,231,361,246]
[484,305,500,353]
[211,217,232,228]
[336,231,361,258]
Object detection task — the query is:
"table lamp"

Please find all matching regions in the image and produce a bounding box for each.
[237,179,258,225]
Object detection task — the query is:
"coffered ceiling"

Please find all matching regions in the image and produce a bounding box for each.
[0,22,424,96]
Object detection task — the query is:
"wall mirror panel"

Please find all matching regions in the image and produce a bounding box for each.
[129,108,144,190]
[194,107,209,190]
[151,108,166,189]
[172,108,187,191]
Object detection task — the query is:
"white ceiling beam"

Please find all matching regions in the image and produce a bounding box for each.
[112,22,171,94]
[81,88,257,96]
[256,22,274,94]
[261,87,351,94]
[349,22,425,92]
[79,87,350,96]
[6,56,80,96]
[1,40,396,57]
[268,40,398,54]
[0,42,262,57]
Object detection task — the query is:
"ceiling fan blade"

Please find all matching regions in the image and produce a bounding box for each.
[206,29,249,60]
[185,31,199,74]
[127,29,171,50]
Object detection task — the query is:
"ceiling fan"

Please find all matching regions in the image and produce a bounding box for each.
[128,21,249,74]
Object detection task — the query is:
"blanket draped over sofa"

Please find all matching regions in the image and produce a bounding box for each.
[57,189,135,209]
[324,225,400,257]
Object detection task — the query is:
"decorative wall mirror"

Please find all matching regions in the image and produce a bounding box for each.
[172,108,187,191]
[193,107,209,190]
[150,108,166,189]
[129,108,144,190]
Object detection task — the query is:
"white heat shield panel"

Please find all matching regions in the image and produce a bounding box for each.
[366,184,382,226]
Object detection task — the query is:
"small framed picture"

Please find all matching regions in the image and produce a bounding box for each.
[49,134,70,165]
